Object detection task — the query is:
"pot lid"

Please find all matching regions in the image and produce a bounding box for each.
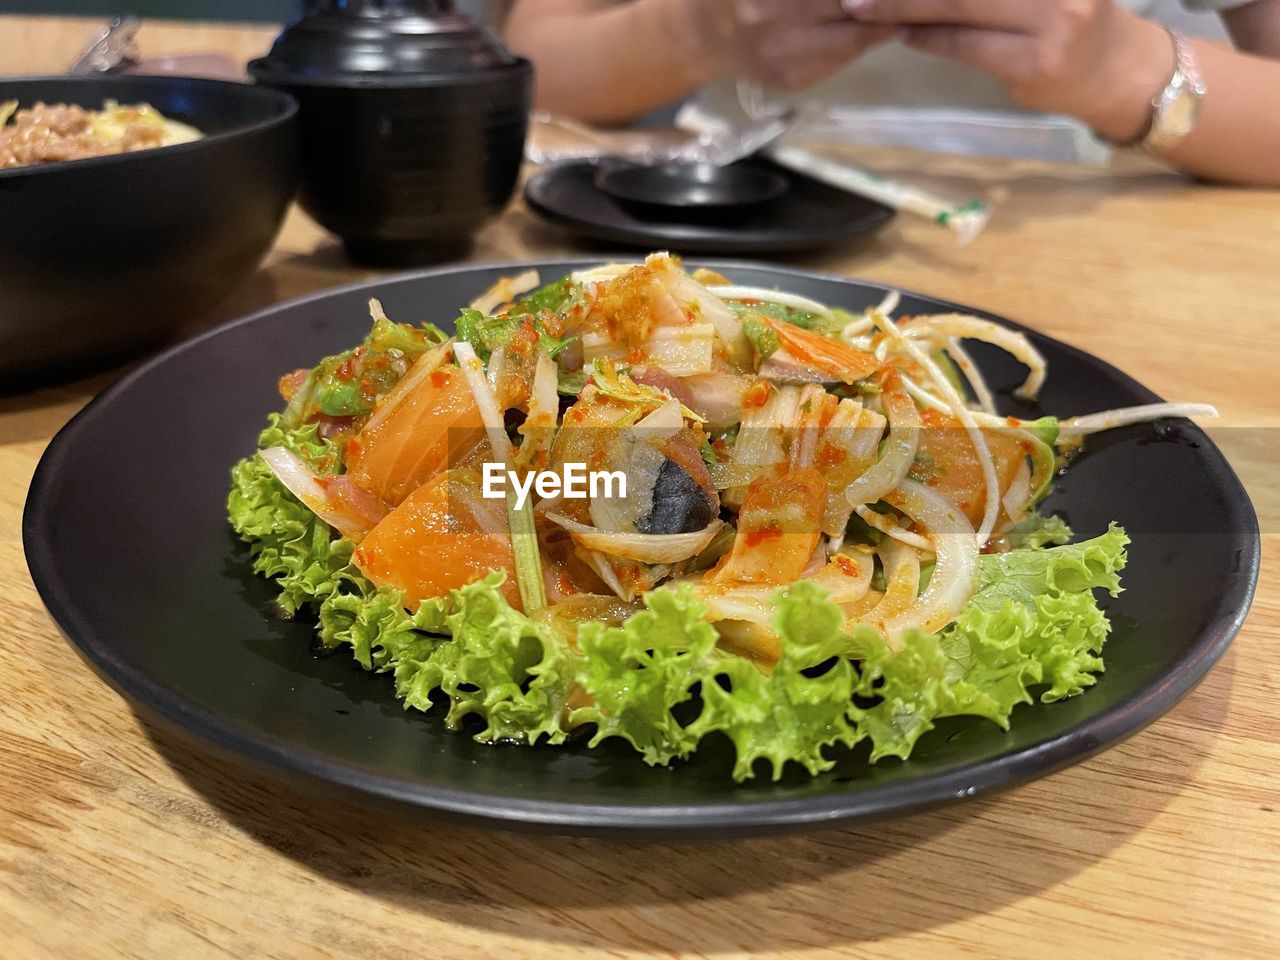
[250,0,517,84]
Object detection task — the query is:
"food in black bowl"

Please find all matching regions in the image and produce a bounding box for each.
[249,0,532,267]
[0,75,297,387]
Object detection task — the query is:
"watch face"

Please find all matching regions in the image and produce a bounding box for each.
[1165,87,1200,138]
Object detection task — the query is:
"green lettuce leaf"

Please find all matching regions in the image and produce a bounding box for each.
[742,314,781,359]
[230,430,575,746]
[1004,512,1074,549]
[227,418,349,615]
[508,276,575,317]
[393,573,573,745]
[230,411,1129,781]
[573,582,861,779]
[455,306,576,362]
[687,582,861,780]
[298,318,441,420]
[850,524,1128,761]
[730,299,842,337]
[572,586,721,765]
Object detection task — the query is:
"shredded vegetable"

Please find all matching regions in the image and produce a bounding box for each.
[229,257,1208,781]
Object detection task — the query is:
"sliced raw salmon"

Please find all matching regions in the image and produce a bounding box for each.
[346,364,486,506]
[353,469,520,610]
[915,409,1030,526]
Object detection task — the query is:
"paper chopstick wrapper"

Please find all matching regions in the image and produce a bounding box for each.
[766,144,992,246]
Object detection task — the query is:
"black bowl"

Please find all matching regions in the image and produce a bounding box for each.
[249,61,532,267]
[0,75,298,387]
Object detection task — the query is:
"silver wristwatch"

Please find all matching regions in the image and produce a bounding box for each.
[1130,29,1206,153]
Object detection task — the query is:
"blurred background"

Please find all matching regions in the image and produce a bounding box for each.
[2,1,1229,98]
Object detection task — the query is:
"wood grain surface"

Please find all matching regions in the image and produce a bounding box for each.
[2,15,1278,960]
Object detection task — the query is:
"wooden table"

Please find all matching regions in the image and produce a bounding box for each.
[3,16,1279,960]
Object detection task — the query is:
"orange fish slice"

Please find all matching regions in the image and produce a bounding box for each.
[353,469,520,611]
[346,364,487,506]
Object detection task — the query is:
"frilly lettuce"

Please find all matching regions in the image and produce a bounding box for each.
[394,573,573,744]
[230,420,1128,781]
[227,417,349,616]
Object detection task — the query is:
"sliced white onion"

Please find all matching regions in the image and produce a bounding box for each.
[582,324,716,377]
[690,549,873,628]
[259,447,365,540]
[546,512,722,564]
[1001,459,1032,523]
[680,371,749,429]
[810,551,875,604]
[577,545,630,601]
[859,537,922,625]
[854,504,935,552]
[571,263,633,284]
[690,584,778,626]
[879,311,1000,546]
[713,619,782,666]
[901,314,1046,401]
[707,285,838,325]
[879,480,978,643]
[486,344,505,389]
[898,373,951,414]
[843,381,919,508]
[515,353,560,473]
[451,341,513,465]
[944,336,996,414]
[849,406,885,463]
[469,268,541,316]
[1059,402,1218,436]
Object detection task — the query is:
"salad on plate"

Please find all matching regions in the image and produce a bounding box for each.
[229,254,1212,780]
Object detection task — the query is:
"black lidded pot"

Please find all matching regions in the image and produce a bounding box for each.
[249,0,532,266]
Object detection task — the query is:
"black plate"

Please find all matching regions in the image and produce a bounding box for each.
[525,160,894,254]
[24,261,1259,839]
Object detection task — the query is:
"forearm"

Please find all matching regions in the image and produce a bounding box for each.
[1169,38,1280,184]
[504,0,711,125]
[1086,16,1280,186]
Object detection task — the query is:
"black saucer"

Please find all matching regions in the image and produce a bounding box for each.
[594,161,790,212]
[525,158,894,254]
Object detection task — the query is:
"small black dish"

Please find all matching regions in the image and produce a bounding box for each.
[0,75,297,387]
[526,159,893,254]
[249,0,531,267]
[23,260,1259,839]
[594,162,790,217]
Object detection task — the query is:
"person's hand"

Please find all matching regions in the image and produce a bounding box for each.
[844,0,1175,141]
[678,0,896,91]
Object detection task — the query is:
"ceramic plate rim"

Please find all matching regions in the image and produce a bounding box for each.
[23,259,1261,837]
